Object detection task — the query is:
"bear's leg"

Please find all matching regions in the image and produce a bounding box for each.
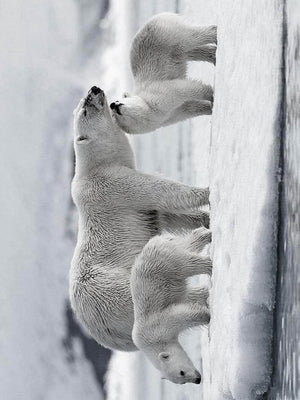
[189,82,214,103]
[151,79,213,115]
[120,168,210,210]
[186,44,216,65]
[136,235,211,278]
[172,80,214,103]
[184,228,212,253]
[186,288,209,307]
[167,302,211,332]
[161,210,210,231]
[161,228,211,253]
[181,252,212,277]
[163,100,212,127]
[182,100,212,115]
[184,25,217,47]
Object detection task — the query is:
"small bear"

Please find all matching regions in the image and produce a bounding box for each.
[69,86,210,351]
[110,13,217,134]
[131,228,212,384]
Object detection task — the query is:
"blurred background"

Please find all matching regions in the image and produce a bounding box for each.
[0,0,299,399]
[0,1,212,399]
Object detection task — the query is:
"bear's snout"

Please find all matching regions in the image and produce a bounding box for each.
[110,101,123,115]
[89,86,103,96]
[193,371,201,384]
[82,86,105,110]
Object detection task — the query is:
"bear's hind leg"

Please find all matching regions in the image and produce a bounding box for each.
[185,25,217,47]
[161,210,210,231]
[166,302,210,333]
[163,228,211,253]
[186,288,209,307]
[179,252,212,278]
[155,226,211,254]
[185,227,212,253]
[182,100,213,115]
[186,44,216,65]
[180,80,213,103]
[137,235,211,279]
[163,100,212,127]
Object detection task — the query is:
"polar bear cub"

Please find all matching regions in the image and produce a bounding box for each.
[69,86,210,351]
[131,228,212,384]
[110,13,217,134]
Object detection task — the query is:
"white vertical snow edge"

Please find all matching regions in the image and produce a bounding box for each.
[268,0,300,398]
[208,1,283,398]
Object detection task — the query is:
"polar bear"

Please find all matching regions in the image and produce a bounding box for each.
[110,13,217,134]
[131,227,212,384]
[69,86,210,351]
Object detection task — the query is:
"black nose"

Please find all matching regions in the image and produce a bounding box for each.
[110,101,123,115]
[195,377,201,384]
[90,86,102,95]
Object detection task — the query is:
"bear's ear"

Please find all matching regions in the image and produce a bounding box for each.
[159,352,170,361]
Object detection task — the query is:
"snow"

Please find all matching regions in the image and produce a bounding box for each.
[209,1,282,397]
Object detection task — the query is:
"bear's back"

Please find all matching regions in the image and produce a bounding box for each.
[130,13,186,83]
[72,172,162,267]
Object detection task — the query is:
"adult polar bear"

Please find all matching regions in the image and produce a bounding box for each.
[110,13,217,134]
[69,86,211,354]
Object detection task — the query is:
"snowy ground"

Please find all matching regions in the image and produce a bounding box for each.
[208,1,282,398]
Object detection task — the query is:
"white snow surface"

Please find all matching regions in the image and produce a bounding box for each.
[103,1,283,399]
[208,1,282,398]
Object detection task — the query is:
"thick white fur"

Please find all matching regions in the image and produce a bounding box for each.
[69,87,210,351]
[131,228,211,384]
[111,13,217,134]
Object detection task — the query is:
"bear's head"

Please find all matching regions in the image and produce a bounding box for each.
[145,341,202,385]
[73,86,134,175]
[73,86,112,140]
[110,95,154,134]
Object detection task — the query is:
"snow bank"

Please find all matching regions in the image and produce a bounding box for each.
[208,1,282,398]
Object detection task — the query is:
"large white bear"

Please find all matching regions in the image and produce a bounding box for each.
[110,13,217,134]
[131,228,211,384]
[69,86,210,351]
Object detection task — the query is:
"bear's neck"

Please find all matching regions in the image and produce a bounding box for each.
[146,339,181,368]
[75,127,135,177]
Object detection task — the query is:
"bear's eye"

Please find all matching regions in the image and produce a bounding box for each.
[180,371,185,376]
[77,136,88,142]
